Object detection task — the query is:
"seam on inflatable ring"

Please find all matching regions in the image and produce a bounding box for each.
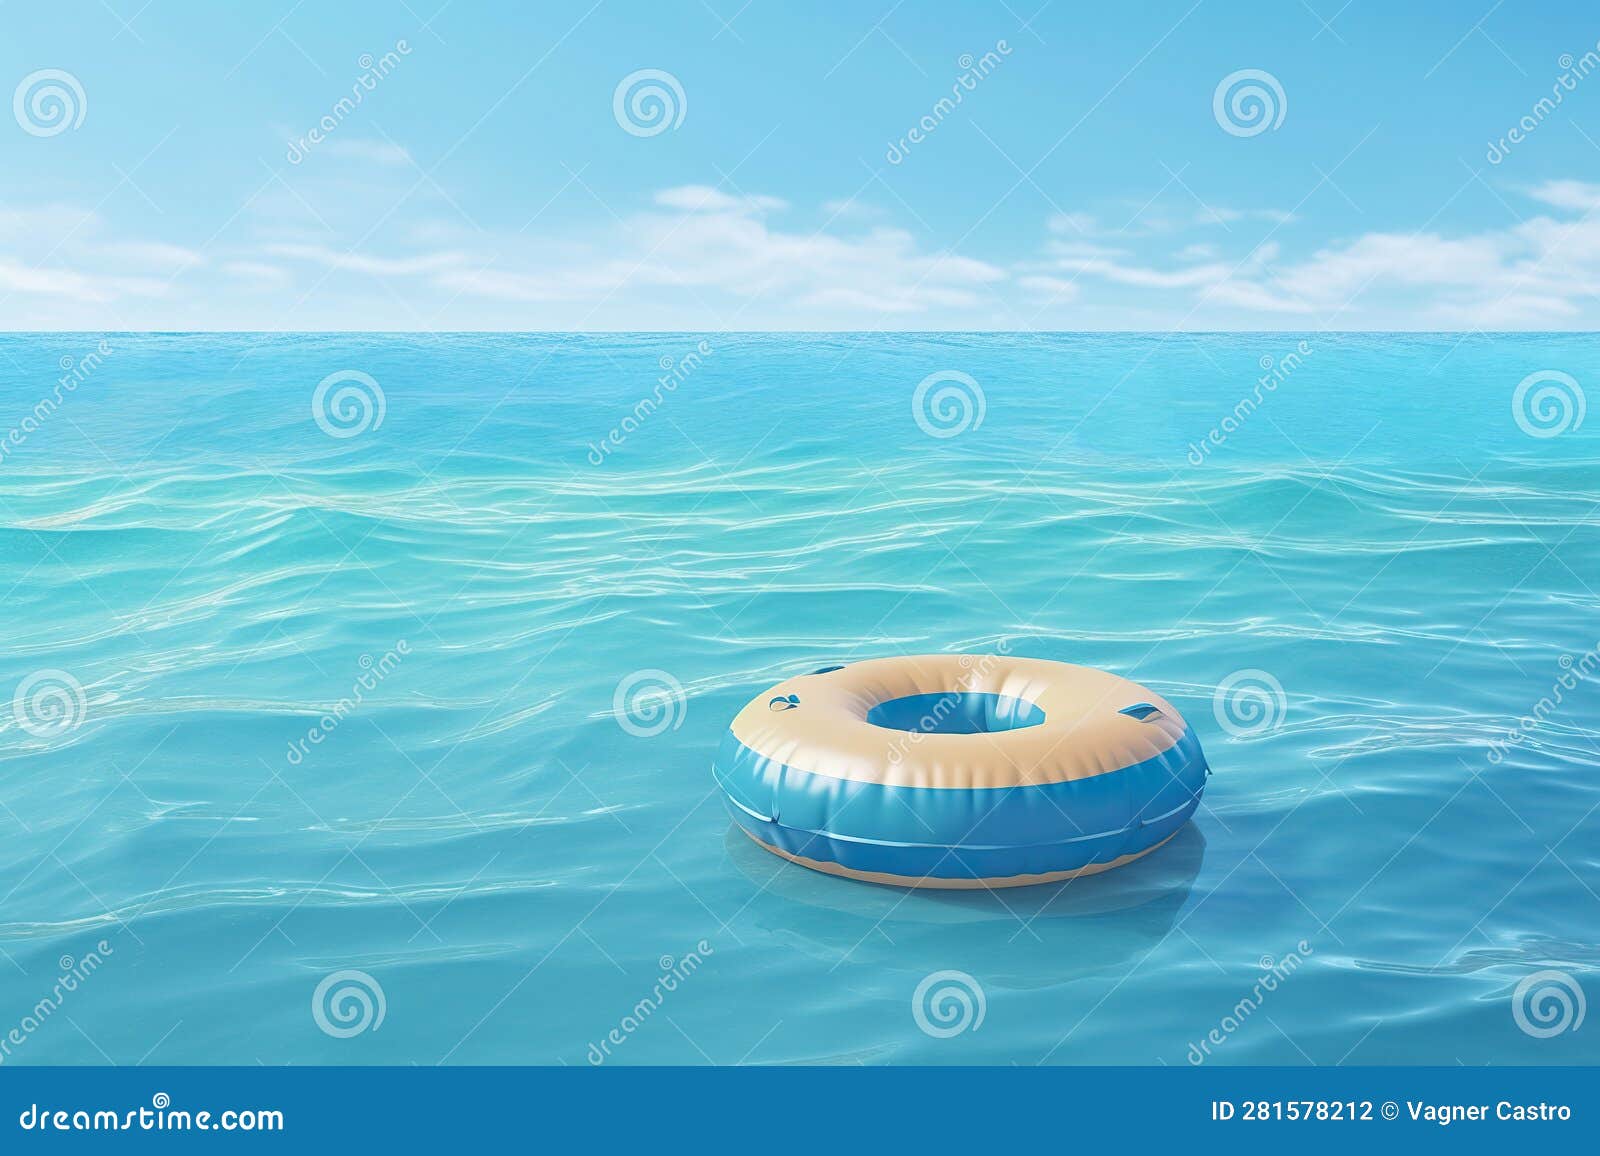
[740,827,1182,889]
[718,784,773,824]
[1136,799,1196,827]
[724,794,1200,852]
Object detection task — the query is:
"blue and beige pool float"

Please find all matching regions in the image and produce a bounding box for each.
[715,655,1208,888]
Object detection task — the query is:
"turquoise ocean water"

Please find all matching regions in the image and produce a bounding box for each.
[1,332,1596,1066]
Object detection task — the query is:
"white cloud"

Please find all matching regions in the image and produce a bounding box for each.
[652,186,787,214]
[0,258,167,301]
[0,204,98,239]
[264,242,471,276]
[1047,211,1097,236]
[432,266,563,303]
[1038,234,1279,293]
[1016,274,1082,300]
[1207,200,1600,322]
[319,138,413,166]
[9,177,1600,328]
[222,260,291,286]
[1193,206,1295,228]
[0,206,186,310]
[99,240,205,272]
[820,198,883,219]
[1050,202,1295,242]
[265,188,1005,318]
[1526,179,1600,213]
[1034,184,1600,325]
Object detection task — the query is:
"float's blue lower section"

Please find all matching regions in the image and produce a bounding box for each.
[715,728,1207,881]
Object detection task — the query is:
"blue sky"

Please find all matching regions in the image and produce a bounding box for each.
[5,0,1600,329]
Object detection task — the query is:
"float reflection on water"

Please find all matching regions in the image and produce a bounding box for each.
[723,821,1207,988]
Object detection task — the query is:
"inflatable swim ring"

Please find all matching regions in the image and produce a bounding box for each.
[715,655,1209,889]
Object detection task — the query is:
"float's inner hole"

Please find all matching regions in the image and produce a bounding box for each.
[865,692,1045,735]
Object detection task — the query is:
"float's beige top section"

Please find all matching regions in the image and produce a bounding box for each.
[728,654,1187,789]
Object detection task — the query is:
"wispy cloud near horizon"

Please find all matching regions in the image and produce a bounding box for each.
[5,3,1600,330]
